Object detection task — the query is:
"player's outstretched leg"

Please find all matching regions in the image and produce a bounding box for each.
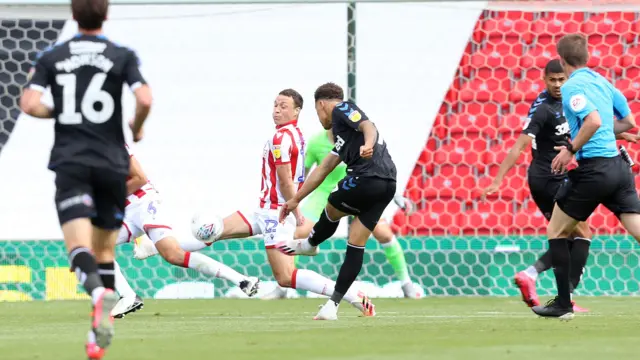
[153,232,259,297]
[276,208,340,255]
[134,234,210,260]
[315,216,372,320]
[372,220,420,299]
[111,261,144,319]
[266,248,374,318]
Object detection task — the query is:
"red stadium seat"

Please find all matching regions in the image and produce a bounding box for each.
[422,174,476,202]
[589,205,624,235]
[408,200,462,236]
[459,78,510,104]
[470,43,524,71]
[614,79,640,101]
[514,200,547,235]
[498,114,527,137]
[619,46,640,72]
[520,44,557,70]
[587,43,623,70]
[481,16,533,44]
[509,79,545,103]
[458,201,514,235]
[533,17,581,45]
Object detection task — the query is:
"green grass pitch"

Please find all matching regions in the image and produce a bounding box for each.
[1,297,638,360]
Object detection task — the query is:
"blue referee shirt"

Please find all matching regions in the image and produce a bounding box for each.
[561,68,631,160]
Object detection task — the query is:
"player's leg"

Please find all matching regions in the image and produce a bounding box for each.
[315,178,396,320]
[566,221,592,313]
[145,205,259,296]
[370,220,418,298]
[87,167,130,353]
[605,157,640,243]
[111,260,144,319]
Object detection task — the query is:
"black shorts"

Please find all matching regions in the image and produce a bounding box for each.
[54,164,127,229]
[328,176,396,231]
[528,172,566,220]
[556,156,640,222]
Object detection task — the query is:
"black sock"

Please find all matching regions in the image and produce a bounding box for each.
[308,210,340,247]
[533,250,553,274]
[569,237,591,292]
[69,247,103,296]
[330,243,365,305]
[548,238,572,308]
[98,262,115,290]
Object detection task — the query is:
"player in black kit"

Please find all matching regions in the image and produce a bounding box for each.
[19,0,152,358]
[482,59,637,312]
[277,82,397,320]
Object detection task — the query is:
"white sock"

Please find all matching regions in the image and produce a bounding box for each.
[186,252,246,285]
[91,287,106,305]
[524,266,538,280]
[300,238,316,252]
[114,261,136,298]
[291,269,360,304]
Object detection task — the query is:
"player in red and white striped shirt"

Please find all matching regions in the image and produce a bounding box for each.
[110,143,259,318]
[184,89,374,316]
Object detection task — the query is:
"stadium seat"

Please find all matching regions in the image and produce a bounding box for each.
[407,200,463,236]
[589,205,624,235]
[509,79,545,103]
[458,201,514,235]
[448,113,496,139]
[614,78,640,101]
[481,16,533,44]
[459,78,510,104]
[470,42,523,73]
[422,174,476,203]
[587,43,623,70]
[520,44,557,70]
[533,16,581,45]
[498,114,527,138]
[513,200,547,235]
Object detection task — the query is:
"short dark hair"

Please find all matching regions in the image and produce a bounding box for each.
[72,0,109,31]
[544,59,564,75]
[556,34,589,67]
[314,83,344,102]
[279,88,303,109]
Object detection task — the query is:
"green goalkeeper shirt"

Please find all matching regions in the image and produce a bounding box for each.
[305,131,347,194]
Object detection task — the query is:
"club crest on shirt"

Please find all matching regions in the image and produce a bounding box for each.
[348,110,361,122]
[272,145,281,159]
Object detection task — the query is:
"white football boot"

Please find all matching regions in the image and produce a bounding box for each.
[275,239,319,256]
[133,236,158,260]
[314,301,339,321]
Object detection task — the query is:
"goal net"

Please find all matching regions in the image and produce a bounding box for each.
[2,3,640,301]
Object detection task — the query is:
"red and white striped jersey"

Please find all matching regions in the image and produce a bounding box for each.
[125,144,158,207]
[259,121,306,209]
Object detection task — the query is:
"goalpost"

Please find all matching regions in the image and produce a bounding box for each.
[1,0,640,301]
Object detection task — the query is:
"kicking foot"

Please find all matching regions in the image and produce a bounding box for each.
[92,289,119,349]
[112,295,144,319]
[401,282,422,299]
[134,236,158,260]
[531,297,574,321]
[572,301,589,313]
[514,271,540,307]
[259,286,288,300]
[314,301,339,320]
[275,239,319,256]
[348,291,376,317]
[239,277,260,297]
[86,342,105,360]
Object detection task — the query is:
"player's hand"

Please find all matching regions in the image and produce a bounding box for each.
[393,195,416,215]
[481,180,500,201]
[279,199,300,224]
[619,132,638,143]
[360,145,374,159]
[552,146,573,174]
[129,119,144,143]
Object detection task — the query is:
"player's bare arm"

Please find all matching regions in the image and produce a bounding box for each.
[19,88,52,119]
[552,111,602,173]
[614,114,636,135]
[280,153,341,222]
[358,120,377,159]
[276,163,303,225]
[483,133,532,199]
[130,85,152,142]
[127,155,148,195]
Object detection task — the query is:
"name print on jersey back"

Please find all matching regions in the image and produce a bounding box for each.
[28,34,147,173]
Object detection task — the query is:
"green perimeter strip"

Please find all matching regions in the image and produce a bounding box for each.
[0,236,639,300]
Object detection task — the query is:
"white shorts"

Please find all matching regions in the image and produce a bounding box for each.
[117,192,175,245]
[236,208,296,249]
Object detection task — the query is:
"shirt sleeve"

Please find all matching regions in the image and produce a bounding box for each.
[562,85,598,121]
[26,52,50,93]
[271,131,293,165]
[124,49,147,91]
[522,105,547,138]
[332,102,369,130]
[612,87,631,120]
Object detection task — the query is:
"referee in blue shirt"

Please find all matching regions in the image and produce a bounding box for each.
[532,34,640,320]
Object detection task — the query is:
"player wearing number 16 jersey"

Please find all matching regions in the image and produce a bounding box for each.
[19,0,152,358]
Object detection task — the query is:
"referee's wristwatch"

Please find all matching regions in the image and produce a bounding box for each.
[566,143,577,154]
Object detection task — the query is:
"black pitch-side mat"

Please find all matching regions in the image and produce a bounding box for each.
[0,19,66,154]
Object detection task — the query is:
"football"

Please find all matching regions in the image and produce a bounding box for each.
[190,212,224,243]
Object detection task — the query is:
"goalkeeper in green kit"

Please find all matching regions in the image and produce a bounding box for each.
[261,129,420,299]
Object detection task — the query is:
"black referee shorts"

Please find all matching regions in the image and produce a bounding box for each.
[328,176,396,231]
[556,156,640,222]
[528,172,567,221]
[54,164,127,229]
